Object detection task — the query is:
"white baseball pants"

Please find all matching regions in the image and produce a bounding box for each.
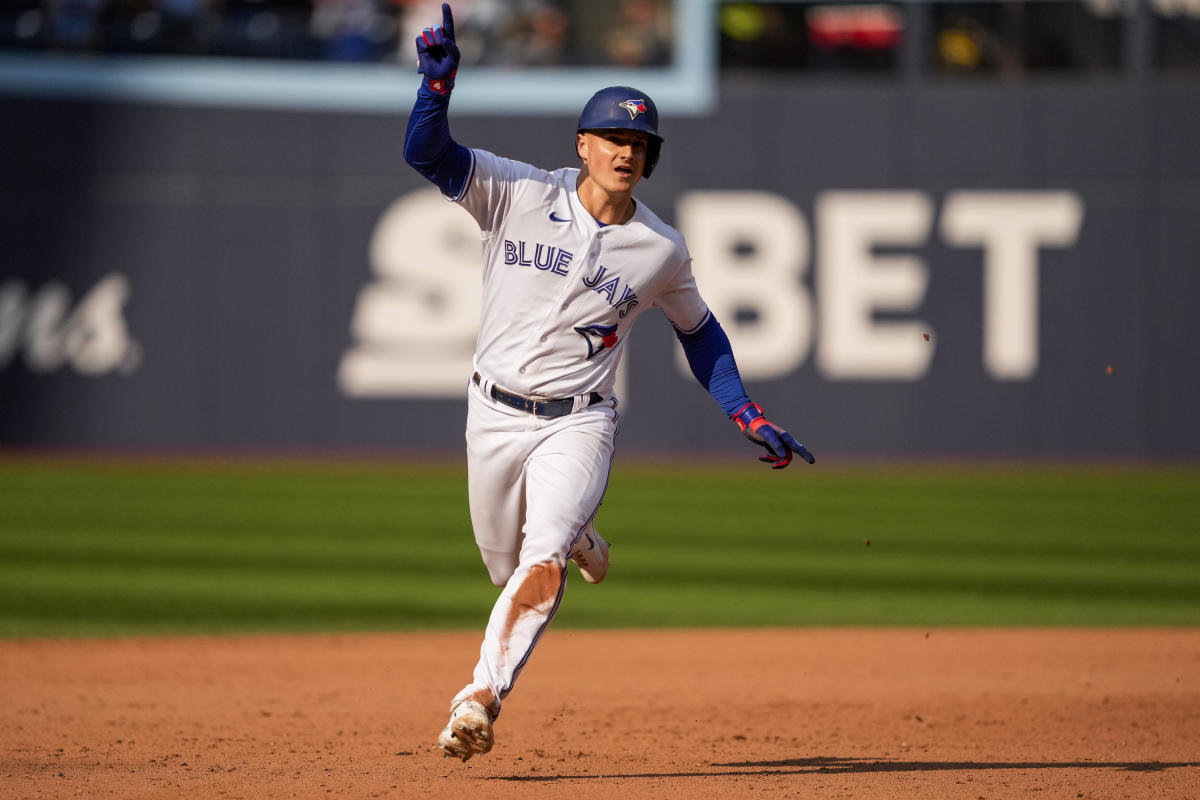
[452,376,617,719]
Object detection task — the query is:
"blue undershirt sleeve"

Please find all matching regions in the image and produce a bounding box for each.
[403,85,472,199]
[673,314,753,417]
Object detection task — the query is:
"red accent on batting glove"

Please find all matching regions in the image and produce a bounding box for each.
[425,67,457,95]
[732,402,764,432]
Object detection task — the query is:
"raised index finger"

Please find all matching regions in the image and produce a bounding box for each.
[441,3,455,41]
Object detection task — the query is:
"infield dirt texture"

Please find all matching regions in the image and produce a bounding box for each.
[3,628,1198,798]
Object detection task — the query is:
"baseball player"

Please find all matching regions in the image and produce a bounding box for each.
[405,3,815,762]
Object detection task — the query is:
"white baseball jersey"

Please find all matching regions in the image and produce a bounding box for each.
[454,148,710,399]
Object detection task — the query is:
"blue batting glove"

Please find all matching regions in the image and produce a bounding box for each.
[416,3,459,94]
[732,403,816,469]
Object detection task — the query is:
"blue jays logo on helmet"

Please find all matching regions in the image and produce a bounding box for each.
[618,99,647,120]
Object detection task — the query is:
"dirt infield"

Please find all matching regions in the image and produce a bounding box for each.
[2,629,1197,799]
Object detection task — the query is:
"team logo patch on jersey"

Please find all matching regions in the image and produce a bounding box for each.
[574,323,619,360]
[618,99,647,120]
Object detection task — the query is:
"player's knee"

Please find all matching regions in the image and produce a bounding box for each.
[507,558,566,611]
[478,547,519,587]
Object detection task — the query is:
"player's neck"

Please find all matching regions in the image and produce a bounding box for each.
[576,171,636,226]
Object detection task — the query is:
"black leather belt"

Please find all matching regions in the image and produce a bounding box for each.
[473,372,602,418]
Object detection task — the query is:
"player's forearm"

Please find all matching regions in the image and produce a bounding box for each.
[404,86,472,196]
[674,314,752,417]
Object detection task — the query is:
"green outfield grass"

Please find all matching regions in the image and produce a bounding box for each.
[0,458,1197,636]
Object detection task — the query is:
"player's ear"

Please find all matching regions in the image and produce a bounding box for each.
[576,132,588,162]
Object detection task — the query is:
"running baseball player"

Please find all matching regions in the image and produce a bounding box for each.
[405,3,815,762]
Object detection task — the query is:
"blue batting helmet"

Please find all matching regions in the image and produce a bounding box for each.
[576,86,664,178]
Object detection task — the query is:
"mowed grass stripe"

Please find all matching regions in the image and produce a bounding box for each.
[558,583,1200,628]
[0,460,1197,635]
[0,531,483,576]
[0,564,501,637]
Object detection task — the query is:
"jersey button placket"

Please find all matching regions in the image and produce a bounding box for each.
[537,230,595,347]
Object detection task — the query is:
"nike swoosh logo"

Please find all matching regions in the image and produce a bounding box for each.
[549,211,571,222]
[584,534,595,550]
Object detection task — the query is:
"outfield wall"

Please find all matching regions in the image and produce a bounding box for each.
[2,77,1198,456]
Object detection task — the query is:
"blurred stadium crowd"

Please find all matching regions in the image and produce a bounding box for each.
[718,1,1200,75]
[0,0,1197,72]
[0,0,673,66]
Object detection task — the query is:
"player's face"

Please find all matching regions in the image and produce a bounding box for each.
[578,130,649,191]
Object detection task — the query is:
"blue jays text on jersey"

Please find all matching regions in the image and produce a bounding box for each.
[502,237,641,320]
[582,264,639,318]
[503,239,573,275]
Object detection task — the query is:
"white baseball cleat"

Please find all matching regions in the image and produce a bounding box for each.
[437,699,494,762]
[570,525,610,584]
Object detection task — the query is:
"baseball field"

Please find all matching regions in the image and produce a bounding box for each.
[2,456,1198,798]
